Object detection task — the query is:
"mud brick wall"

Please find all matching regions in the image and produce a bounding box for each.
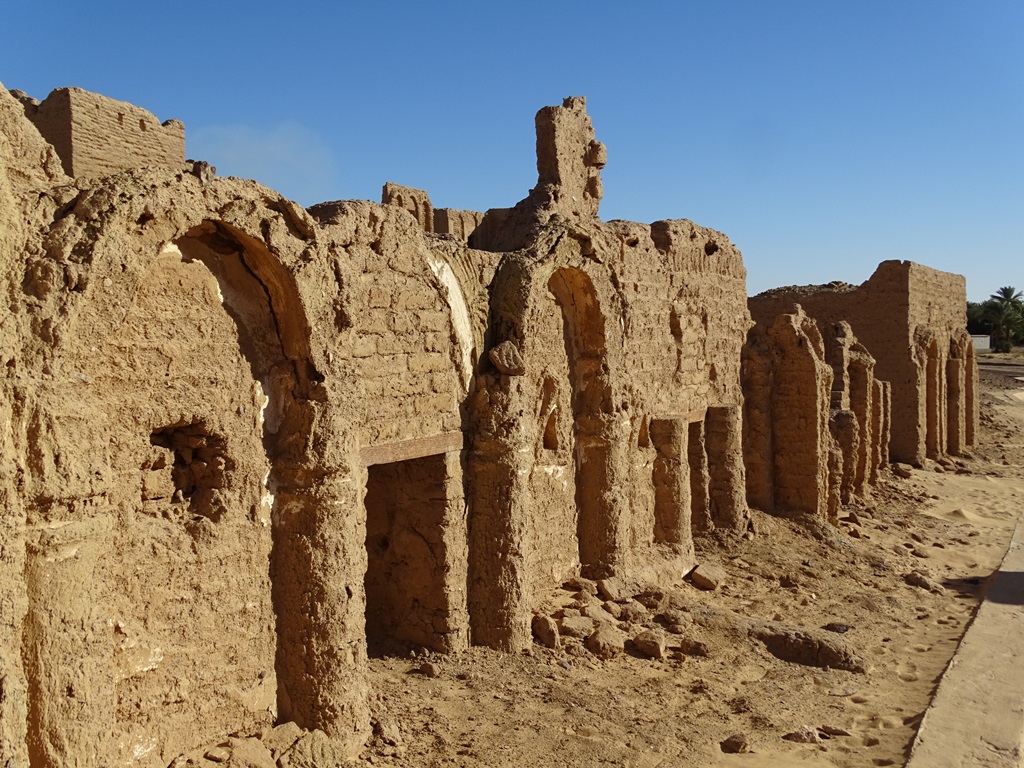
[434,208,484,242]
[4,81,964,766]
[743,310,834,518]
[382,182,434,233]
[21,87,184,179]
[311,201,466,448]
[465,99,751,652]
[749,260,975,465]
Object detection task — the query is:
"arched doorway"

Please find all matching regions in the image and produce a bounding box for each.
[547,267,616,575]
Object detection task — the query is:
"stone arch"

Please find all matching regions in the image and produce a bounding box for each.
[170,222,341,732]
[21,200,365,764]
[547,267,616,572]
[466,242,627,652]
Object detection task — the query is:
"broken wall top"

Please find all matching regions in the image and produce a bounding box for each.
[535,96,606,220]
[749,260,967,344]
[0,83,68,191]
[13,86,184,179]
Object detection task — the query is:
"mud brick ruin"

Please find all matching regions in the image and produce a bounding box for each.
[749,266,978,466]
[0,84,977,765]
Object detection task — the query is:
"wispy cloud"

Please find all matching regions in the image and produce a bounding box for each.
[188,122,338,206]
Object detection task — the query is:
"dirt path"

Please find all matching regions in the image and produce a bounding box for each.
[358,373,1024,768]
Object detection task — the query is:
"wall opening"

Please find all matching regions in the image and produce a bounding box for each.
[688,419,711,534]
[172,223,330,730]
[848,360,871,494]
[148,420,232,524]
[364,453,449,656]
[704,406,746,530]
[542,412,559,451]
[547,267,614,575]
[946,337,967,456]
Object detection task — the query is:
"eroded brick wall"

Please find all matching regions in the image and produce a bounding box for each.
[20,87,184,178]
[749,261,975,465]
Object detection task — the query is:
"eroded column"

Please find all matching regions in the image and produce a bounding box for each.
[705,406,749,532]
[946,355,966,456]
[24,514,116,768]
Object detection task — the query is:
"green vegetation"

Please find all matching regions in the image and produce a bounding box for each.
[968,287,1024,352]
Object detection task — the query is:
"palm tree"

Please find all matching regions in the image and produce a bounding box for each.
[967,301,990,335]
[983,286,1024,352]
[990,286,1024,308]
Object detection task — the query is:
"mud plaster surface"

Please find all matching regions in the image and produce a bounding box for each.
[358,369,1024,768]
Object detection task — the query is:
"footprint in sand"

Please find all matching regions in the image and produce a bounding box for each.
[897,660,919,683]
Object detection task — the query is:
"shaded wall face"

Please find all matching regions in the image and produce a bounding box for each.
[741,329,774,513]
[365,453,451,654]
[524,292,580,597]
[25,247,279,765]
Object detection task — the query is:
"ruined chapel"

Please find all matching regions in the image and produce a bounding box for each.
[0,85,976,766]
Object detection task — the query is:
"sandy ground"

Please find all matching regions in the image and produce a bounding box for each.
[357,353,1024,768]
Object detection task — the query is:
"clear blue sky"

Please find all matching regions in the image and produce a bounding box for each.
[2,1,1020,302]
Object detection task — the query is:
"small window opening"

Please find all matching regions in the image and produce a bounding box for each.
[147,420,231,522]
[543,409,560,451]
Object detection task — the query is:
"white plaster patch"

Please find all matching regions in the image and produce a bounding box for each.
[135,646,164,674]
[272,498,303,526]
[259,470,275,527]
[131,739,157,760]
[43,544,80,562]
[425,253,475,391]
[255,380,270,429]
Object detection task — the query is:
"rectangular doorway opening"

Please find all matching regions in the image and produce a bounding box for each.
[364,453,448,657]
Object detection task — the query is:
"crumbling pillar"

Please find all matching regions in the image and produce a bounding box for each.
[879,382,892,470]
[966,345,978,447]
[769,311,833,518]
[24,515,116,768]
[946,336,969,456]
[467,429,529,651]
[650,418,693,550]
[848,352,874,497]
[870,379,885,484]
[705,406,748,532]
[271,416,370,756]
[576,413,632,577]
[0,386,28,768]
[535,97,606,219]
[830,409,859,508]
[741,328,774,513]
